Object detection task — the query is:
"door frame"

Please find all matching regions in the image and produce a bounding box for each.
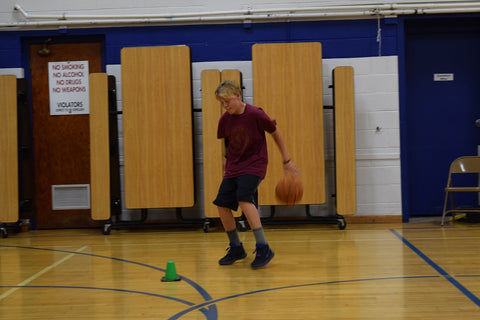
[398,13,480,222]
[20,34,106,229]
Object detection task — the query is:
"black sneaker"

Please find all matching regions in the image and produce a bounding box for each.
[251,244,275,268]
[218,243,247,265]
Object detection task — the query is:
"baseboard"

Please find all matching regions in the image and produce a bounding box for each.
[344,215,402,224]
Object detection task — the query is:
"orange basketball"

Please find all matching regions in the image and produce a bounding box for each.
[275,175,303,206]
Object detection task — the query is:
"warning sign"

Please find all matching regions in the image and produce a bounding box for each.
[48,61,89,115]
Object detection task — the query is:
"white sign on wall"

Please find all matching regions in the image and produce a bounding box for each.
[48,60,89,115]
[433,73,454,81]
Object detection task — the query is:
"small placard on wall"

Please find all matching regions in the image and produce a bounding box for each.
[48,60,89,115]
[433,73,454,81]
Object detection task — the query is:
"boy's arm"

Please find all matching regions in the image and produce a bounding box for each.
[223,139,229,158]
[270,129,290,163]
[222,139,229,171]
[270,129,300,176]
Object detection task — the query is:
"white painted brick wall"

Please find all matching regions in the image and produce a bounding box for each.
[103,55,401,219]
[0,68,24,78]
[1,54,401,219]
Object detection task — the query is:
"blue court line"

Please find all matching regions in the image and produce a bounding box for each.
[167,275,440,319]
[390,229,480,307]
[0,244,217,319]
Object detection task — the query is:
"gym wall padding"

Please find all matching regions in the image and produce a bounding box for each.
[252,42,326,206]
[0,75,19,223]
[333,66,356,215]
[121,46,194,209]
[201,69,242,218]
[89,73,111,220]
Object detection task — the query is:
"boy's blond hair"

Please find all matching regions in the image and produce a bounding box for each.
[215,80,242,99]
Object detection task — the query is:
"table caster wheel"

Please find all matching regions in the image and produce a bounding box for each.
[103,224,112,235]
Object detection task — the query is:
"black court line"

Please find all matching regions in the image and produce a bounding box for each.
[0,244,217,319]
[3,228,480,320]
[1,276,443,320]
[390,229,480,307]
[167,275,441,319]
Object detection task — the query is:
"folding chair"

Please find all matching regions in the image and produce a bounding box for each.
[441,156,480,225]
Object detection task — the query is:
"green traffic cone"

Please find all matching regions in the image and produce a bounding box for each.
[161,260,181,282]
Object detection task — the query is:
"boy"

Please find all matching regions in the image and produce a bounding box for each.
[213,80,299,268]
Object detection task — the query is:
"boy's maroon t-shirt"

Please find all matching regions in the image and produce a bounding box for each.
[217,104,277,179]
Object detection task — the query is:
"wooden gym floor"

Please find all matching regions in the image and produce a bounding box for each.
[1,219,480,319]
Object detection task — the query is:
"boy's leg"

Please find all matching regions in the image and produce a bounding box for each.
[238,201,274,268]
[238,201,265,242]
[215,180,240,245]
[217,206,246,265]
[218,206,241,246]
[218,206,237,231]
[214,178,246,265]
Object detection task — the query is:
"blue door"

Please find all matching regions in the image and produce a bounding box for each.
[403,18,480,218]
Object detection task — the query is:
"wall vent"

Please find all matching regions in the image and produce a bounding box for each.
[51,184,90,210]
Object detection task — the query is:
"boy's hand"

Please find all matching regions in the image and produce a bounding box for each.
[284,161,300,177]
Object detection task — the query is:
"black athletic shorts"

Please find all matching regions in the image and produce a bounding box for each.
[213,174,261,211]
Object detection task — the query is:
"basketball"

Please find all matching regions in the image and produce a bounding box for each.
[275,175,303,206]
